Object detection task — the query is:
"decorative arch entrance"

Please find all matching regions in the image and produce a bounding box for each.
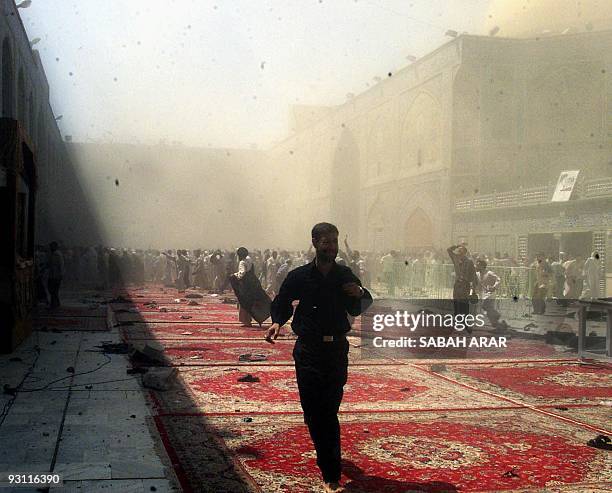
[404,208,433,252]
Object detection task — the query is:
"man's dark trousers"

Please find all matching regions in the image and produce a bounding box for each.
[293,337,348,484]
[48,278,62,308]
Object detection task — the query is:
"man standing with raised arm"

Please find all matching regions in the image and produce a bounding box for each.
[447,243,478,324]
[265,223,373,493]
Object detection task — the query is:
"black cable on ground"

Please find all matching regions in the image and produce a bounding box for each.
[0,346,41,427]
[16,352,113,393]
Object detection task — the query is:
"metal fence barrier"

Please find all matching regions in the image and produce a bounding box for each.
[372,264,536,300]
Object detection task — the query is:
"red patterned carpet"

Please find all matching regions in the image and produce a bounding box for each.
[353,333,562,361]
[121,322,275,340]
[153,365,513,414]
[107,285,612,492]
[448,361,612,404]
[116,310,240,323]
[155,410,612,493]
[160,339,296,365]
[111,301,237,312]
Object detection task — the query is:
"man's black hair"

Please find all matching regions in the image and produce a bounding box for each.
[311,222,339,242]
[236,247,249,259]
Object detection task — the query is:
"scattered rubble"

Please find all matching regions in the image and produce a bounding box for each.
[142,367,178,390]
[237,374,260,383]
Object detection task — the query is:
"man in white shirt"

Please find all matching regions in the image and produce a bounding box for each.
[582,251,601,299]
[380,251,396,296]
[235,247,254,326]
[476,259,506,329]
[266,251,280,295]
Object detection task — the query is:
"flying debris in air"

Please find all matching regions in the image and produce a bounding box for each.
[445,29,458,37]
[55,115,63,120]
[406,55,417,62]
[30,37,41,46]
[260,61,266,70]
[17,0,32,8]
[489,26,500,36]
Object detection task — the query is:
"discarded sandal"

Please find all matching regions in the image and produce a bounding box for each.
[587,435,612,450]
[237,374,260,383]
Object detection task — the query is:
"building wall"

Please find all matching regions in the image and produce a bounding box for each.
[453,32,612,199]
[0,0,71,244]
[266,31,612,254]
[266,39,462,251]
[451,31,612,273]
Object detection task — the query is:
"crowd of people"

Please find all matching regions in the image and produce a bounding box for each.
[30,224,605,493]
[33,240,604,315]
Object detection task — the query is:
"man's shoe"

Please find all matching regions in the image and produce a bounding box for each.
[323,482,344,493]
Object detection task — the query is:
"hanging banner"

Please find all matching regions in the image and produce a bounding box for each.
[551,170,580,202]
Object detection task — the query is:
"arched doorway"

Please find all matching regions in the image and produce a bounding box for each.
[330,128,360,238]
[2,38,15,117]
[404,208,433,252]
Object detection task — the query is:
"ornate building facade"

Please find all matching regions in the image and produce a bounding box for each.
[266,29,612,284]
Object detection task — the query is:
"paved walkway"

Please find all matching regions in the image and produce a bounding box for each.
[0,294,180,493]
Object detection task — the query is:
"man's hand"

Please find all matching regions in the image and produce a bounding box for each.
[265,323,281,344]
[342,282,363,298]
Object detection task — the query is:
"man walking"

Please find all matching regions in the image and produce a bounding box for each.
[447,243,478,323]
[476,259,507,329]
[47,242,64,309]
[582,251,601,299]
[531,253,551,314]
[265,223,372,493]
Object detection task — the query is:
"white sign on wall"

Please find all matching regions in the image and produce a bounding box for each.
[551,170,580,202]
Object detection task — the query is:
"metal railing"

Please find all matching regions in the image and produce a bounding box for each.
[454,177,612,211]
[371,264,535,300]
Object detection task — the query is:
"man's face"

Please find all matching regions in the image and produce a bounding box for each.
[457,246,467,257]
[313,233,338,262]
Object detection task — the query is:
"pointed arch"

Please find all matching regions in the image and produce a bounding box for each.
[401,92,442,169]
[404,207,433,251]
